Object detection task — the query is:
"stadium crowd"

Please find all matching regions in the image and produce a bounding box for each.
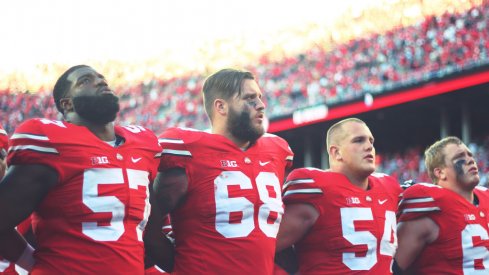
[2,1,488,134]
[1,1,488,182]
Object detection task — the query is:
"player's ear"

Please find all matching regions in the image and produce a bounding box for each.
[434,167,445,181]
[329,145,342,161]
[214,99,227,116]
[60,97,74,114]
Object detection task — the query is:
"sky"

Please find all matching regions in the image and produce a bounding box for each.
[0,0,380,72]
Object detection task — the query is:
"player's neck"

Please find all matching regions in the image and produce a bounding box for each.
[349,176,369,190]
[66,116,116,142]
[212,126,250,150]
[86,123,116,142]
[226,134,250,150]
[334,167,370,190]
[456,189,475,204]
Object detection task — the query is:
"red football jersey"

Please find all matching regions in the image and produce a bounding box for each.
[398,183,489,274]
[0,218,32,275]
[0,125,14,275]
[158,127,294,275]
[0,255,15,275]
[283,168,402,274]
[7,118,161,275]
[0,125,7,153]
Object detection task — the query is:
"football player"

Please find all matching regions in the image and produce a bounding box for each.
[1,125,16,275]
[0,126,34,275]
[276,118,402,274]
[395,136,489,274]
[146,68,294,274]
[0,65,168,274]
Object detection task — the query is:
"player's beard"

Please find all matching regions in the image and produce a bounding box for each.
[73,93,120,125]
[228,107,264,144]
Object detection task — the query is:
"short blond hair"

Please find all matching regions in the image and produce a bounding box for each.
[424,136,463,183]
[326,118,366,152]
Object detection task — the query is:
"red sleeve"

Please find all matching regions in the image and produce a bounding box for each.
[16,216,32,235]
[273,134,294,170]
[283,168,324,212]
[398,183,442,222]
[7,119,64,179]
[263,133,294,170]
[283,144,293,170]
[0,126,8,153]
[157,127,193,171]
[273,264,290,275]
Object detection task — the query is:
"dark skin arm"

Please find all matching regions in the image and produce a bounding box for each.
[276,203,319,252]
[144,167,188,272]
[152,167,188,216]
[275,203,318,273]
[394,217,439,274]
[143,202,175,272]
[0,164,58,262]
[275,246,299,274]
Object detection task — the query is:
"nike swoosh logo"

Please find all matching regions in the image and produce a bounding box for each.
[378,199,388,205]
[259,161,270,166]
[131,157,142,163]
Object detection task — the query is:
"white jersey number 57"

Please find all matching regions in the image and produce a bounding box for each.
[82,168,150,242]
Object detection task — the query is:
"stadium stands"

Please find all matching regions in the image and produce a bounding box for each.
[1,1,488,183]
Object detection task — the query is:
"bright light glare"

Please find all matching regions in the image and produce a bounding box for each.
[1,0,470,91]
[0,0,355,72]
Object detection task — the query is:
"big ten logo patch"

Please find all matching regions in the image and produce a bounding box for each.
[464,214,476,221]
[91,156,109,165]
[346,197,361,205]
[220,160,238,167]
